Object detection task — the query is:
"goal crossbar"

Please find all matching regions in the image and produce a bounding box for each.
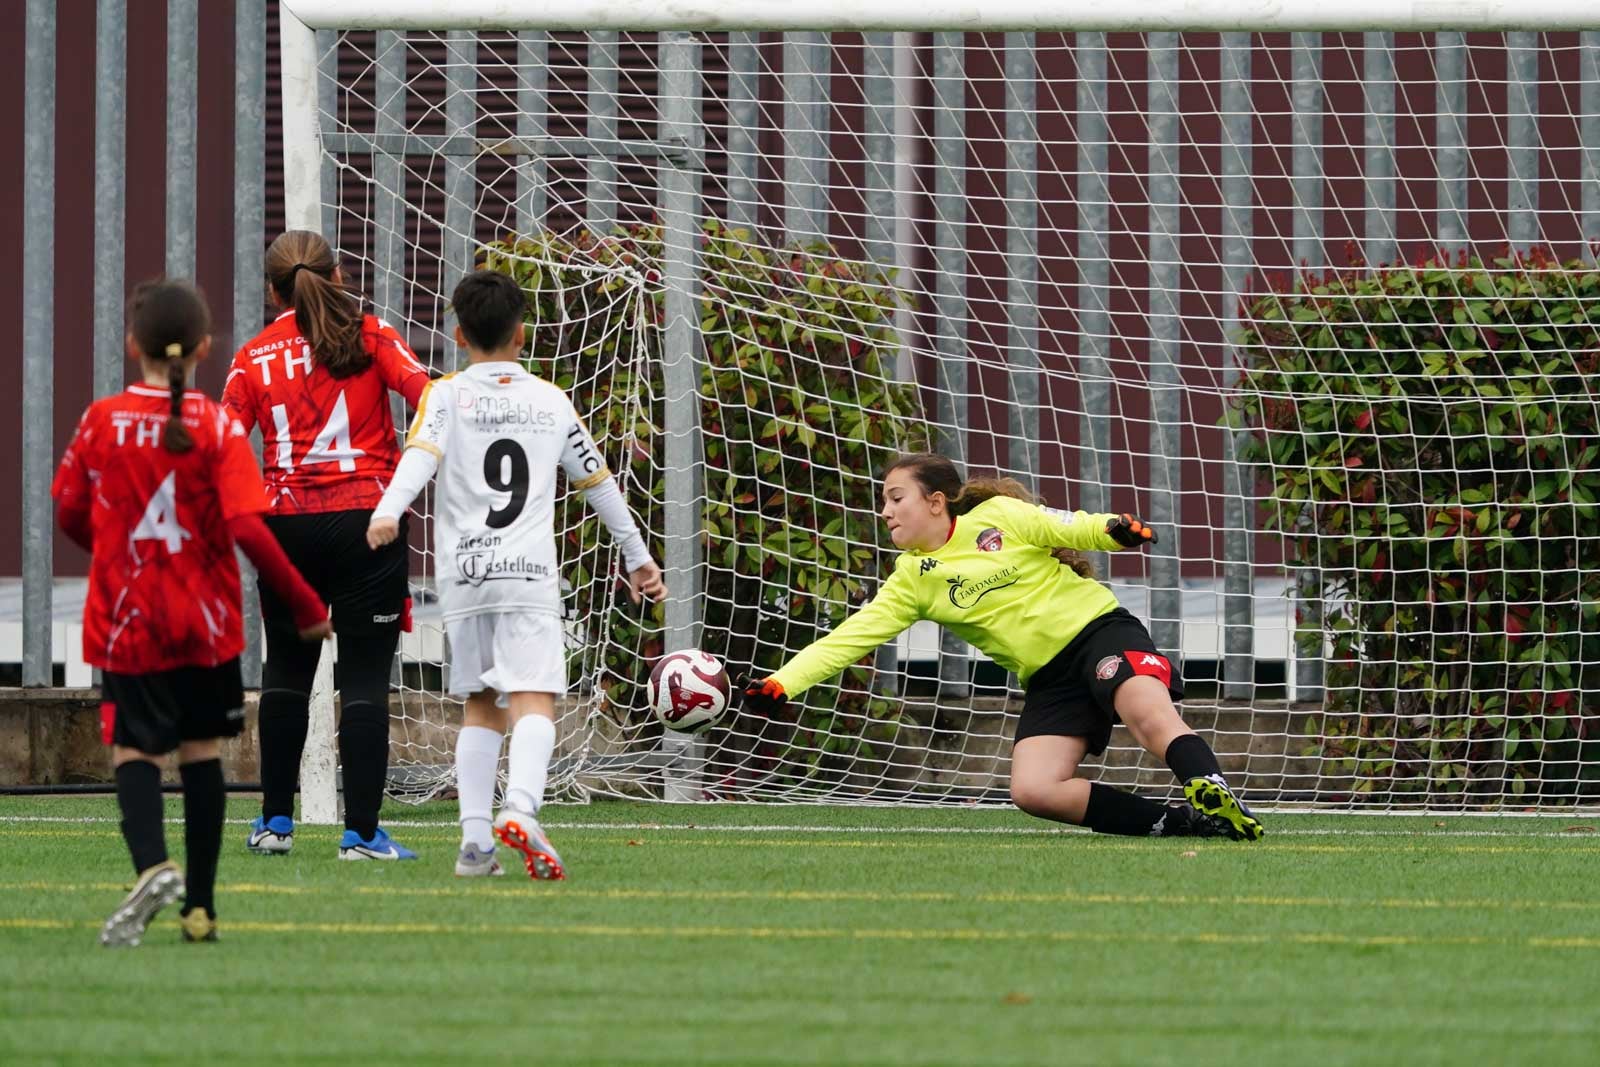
[282,0,1600,33]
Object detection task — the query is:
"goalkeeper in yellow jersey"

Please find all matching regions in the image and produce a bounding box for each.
[741,452,1263,841]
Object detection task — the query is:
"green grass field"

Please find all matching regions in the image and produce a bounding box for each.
[2,797,1599,1066]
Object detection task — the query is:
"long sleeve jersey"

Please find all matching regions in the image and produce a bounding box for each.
[771,495,1129,696]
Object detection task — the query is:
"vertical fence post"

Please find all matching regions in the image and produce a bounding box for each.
[783,32,828,243]
[166,0,198,279]
[932,33,970,697]
[1076,33,1111,580]
[94,0,126,402]
[1146,33,1184,669]
[1364,34,1397,271]
[862,33,896,272]
[724,32,760,238]
[1291,33,1325,704]
[588,31,619,234]
[1506,33,1540,249]
[1220,33,1256,701]
[373,31,407,330]
[442,31,477,362]
[516,32,549,233]
[1584,34,1600,248]
[22,0,55,688]
[1435,32,1468,249]
[236,0,267,688]
[1004,33,1040,490]
[658,31,705,800]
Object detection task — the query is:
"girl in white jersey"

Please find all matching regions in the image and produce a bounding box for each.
[368,271,666,879]
[742,453,1263,841]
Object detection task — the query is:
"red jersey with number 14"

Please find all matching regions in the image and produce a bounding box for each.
[52,387,271,674]
[223,310,429,514]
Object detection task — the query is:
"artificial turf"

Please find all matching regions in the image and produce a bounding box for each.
[2,797,1598,1066]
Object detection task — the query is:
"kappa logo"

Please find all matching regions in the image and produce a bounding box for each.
[975,527,1004,552]
[919,558,940,575]
[1126,650,1174,687]
[1094,655,1123,681]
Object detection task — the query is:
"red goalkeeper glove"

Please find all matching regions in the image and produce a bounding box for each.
[740,677,789,716]
[1105,513,1158,548]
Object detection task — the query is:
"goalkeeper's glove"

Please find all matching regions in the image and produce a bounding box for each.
[1105,513,1158,548]
[741,676,789,716]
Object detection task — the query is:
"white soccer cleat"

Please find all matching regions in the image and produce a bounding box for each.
[493,808,565,881]
[454,843,505,877]
[100,861,185,948]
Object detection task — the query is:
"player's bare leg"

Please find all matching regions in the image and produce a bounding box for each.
[1115,676,1263,841]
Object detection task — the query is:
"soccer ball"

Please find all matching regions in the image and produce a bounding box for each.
[648,650,731,734]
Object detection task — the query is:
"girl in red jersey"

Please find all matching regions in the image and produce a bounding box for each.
[53,281,330,947]
[223,231,429,860]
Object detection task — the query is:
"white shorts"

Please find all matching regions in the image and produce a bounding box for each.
[445,612,568,699]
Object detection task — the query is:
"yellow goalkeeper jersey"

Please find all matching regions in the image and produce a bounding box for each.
[771,494,1129,696]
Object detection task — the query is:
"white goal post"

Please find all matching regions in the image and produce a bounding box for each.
[279,0,1600,816]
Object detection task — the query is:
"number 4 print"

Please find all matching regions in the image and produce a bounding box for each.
[270,391,366,472]
[131,471,192,554]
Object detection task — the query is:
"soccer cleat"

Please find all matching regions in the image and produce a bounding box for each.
[246,815,295,854]
[454,843,505,878]
[493,808,565,881]
[1184,774,1265,841]
[1155,801,1236,839]
[337,827,419,861]
[100,861,185,948]
[179,908,219,943]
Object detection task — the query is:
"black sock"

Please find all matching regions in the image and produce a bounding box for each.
[258,689,309,820]
[1164,733,1223,784]
[338,701,390,839]
[115,760,167,873]
[179,759,225,919]
[335,631,398,839]
[1083,782,1172,837]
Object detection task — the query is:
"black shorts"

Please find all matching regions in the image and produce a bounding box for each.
[101,659,246,754]
[259,509,409,637]
[1015,608,1185,755]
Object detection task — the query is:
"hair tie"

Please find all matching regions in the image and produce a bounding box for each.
[164,342,183,358]
[287,264,308,283]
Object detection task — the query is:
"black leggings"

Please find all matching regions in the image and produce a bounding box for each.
[258,628,399,838]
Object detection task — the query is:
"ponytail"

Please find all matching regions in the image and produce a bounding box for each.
[266,230,369,378]
[163,345,193,453]
[884,453,1098,580]
[127,280,211,455]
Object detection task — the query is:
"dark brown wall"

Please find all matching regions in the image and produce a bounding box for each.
[1,0,281,576]
[5,23,1592,581]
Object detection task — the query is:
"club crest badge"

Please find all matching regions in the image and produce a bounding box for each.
[1095,655,1123,681]
[976,527,1004,552]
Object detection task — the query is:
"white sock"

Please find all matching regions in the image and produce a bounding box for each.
[504,714,556,815]
[455,725,503,849]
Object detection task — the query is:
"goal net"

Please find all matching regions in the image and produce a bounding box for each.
[287,4,1600,810]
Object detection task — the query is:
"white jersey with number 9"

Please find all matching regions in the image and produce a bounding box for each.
[404,362,611,622]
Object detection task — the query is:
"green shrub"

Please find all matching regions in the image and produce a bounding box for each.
[1235,249,1600,802]
[482,221,928,795]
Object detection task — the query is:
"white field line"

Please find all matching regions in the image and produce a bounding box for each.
[0,814,1596,838]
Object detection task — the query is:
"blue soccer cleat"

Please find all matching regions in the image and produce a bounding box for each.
[337,827,418,861]
[246,815,295,855]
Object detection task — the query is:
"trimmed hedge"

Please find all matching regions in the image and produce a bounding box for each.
[1235,249,1600,801]
[482,222,927,793]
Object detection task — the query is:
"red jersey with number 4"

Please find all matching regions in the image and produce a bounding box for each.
[52,387,271,674]
[223,310,429,514]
